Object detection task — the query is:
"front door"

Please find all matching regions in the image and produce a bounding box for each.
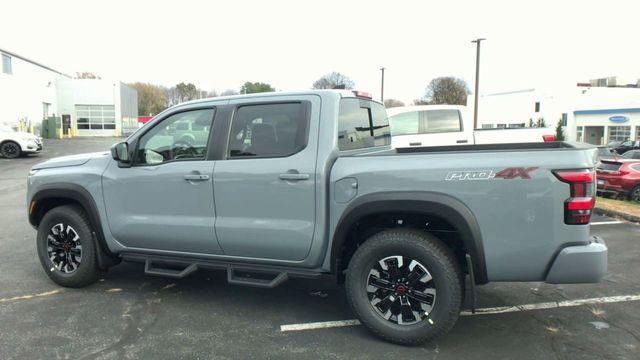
[213,97,319,261]
[62,114,71,135]
[102,108,222,255]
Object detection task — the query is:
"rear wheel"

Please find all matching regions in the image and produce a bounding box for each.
[631,185,640,203]
[346,229,463,345]
[0,141,21,159]
[36,205,100,287]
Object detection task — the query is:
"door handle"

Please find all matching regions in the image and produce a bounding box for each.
[184,174,210,181]
[456,139,468,144]
[279,172,310,181]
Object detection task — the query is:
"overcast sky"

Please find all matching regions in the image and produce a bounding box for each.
[1,0,639,103]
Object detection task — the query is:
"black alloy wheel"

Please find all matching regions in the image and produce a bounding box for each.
[367,255,436,325]
[1,141,21,158]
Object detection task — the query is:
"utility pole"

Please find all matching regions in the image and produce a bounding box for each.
[471,38,485,130]
[380,67,385,102]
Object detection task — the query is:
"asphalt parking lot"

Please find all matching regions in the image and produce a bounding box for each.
[1,138,639,359]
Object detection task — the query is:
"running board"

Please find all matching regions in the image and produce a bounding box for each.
[123,253,326,288]
[144,259,198,279]
[227,267,289,288]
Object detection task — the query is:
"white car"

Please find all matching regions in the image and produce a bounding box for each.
[387,105,555,148]
[0,124,43,158]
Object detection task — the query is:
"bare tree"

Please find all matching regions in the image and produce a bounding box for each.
[418,77,470,105]
[384,99,405,108]
[312,72,355,90]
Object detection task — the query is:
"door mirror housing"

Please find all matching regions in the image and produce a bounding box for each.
[111,142,130,163]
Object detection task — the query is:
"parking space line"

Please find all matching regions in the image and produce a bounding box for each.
[280,319,361,332]
[280,294,640,332]
[591,221,623,226]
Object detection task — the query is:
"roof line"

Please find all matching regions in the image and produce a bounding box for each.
[574,107,640,115]
[482,89,536,97]
[0,48,71,78]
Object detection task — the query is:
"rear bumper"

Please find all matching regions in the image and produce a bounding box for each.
[545,236,607,284]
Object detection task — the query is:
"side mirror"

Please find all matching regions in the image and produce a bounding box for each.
[111,142,130,163]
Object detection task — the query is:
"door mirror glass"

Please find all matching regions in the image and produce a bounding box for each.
[111,142,130,162]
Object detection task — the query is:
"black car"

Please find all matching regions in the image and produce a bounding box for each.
[613,140,640,154]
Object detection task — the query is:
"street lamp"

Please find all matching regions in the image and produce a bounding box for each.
[471,38,485,130]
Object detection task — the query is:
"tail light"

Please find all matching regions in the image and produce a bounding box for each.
[542,135,555,142]
[553,169,595,225]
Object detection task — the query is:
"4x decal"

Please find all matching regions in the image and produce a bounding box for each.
[445,167,538,181]
[494,167,538,179]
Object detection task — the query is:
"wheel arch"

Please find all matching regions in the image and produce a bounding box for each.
[29,184,119,269]
[330,191,487,284]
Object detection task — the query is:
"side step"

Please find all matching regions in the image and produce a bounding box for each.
[227,267,288,288]
[124,253,326,288]
[144,259,198,279]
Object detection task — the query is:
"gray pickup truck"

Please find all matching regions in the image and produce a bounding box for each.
[27,90,606,344]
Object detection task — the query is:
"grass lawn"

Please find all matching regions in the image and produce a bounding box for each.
[595,196,640,219]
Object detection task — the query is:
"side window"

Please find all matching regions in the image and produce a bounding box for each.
[389,111,419,136]
[228,102,309,158]
[420,110,462,133]
[338,98,390,150]
[135,109,214,165]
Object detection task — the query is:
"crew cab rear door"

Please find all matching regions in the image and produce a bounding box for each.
[212,95,320,261]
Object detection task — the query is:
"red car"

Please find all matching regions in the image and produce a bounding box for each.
[596,158,640,202]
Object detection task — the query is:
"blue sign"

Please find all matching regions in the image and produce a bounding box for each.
[609,115,629,123]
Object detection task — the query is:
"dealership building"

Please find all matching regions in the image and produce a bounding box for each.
[472,77,640,145]
[0,48,137,137]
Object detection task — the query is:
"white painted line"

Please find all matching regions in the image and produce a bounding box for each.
[0,289,62,304]
[591,221,623,226]
[281,319,361,332]
[461,294,640,316]
[280,294,640,332]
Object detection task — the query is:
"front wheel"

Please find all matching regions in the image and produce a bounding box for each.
[346,229,463,345]
[0,141,21,159]
[36,205,100,287]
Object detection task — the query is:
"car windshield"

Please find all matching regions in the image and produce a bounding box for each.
[0,124,15,133]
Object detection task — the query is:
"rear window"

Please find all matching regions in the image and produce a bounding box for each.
[597,161,622,172]
[338,98,390,150]
[389,109,462,136]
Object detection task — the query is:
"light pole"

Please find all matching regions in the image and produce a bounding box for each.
[471,38,485,130]
[380,67,385,102]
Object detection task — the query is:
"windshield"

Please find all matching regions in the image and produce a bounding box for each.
[0,124,15,133]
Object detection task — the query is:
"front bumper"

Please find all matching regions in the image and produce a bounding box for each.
[22,139,43,153]
[545,236,607,284]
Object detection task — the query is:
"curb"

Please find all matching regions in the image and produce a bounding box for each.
[594,206,640,224]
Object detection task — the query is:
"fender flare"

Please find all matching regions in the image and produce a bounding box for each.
[29,183,119,269]
[330,191,488,284]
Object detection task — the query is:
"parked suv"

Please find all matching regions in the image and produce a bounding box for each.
[596,158,640,202]
[27,90,606,344]
[0,124,42,158]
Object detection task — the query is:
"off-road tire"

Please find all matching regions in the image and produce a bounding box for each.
[346,228,463,345]
[36,205,100,287]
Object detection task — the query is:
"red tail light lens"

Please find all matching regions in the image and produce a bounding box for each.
[553,169,595,225]
[542,135,556,142]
